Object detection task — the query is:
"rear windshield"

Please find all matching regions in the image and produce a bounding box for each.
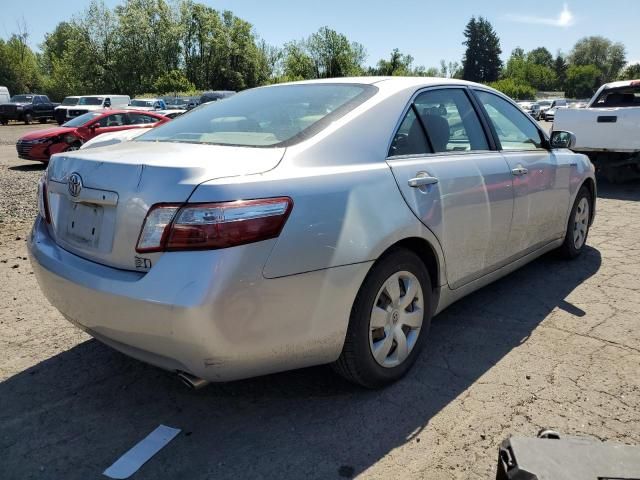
[138,84,377,147]
[61,97,80,106]
[78,97,104,106]
[591,86,640,108]
[62,112,103,127]
[10,95,33,103]
[131,100,154,107]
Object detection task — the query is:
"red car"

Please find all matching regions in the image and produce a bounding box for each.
[16,109,169,162]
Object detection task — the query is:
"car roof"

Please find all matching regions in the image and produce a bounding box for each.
[284,76,478,90]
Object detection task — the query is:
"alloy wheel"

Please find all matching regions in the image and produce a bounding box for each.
[573,197,589,249]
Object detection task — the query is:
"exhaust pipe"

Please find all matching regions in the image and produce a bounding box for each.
[177,371,209,390]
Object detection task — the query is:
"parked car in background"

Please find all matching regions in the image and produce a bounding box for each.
[127,98,167,111]
[54,96,81,125]
[517,101,541,120]
[16,110,168,162]
[29,78,596,389]
[68,95,131,119]
[80,126,153,150]
[0,94,59,125]
[542,99,567,121]
[0,86,10,105]
[156,109,187,119]
[538,100,552,119]
[163,96,199,110]
[554,79,640,182]
[199,90,235,104]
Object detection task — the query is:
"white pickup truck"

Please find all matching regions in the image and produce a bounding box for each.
[554,79,640,182]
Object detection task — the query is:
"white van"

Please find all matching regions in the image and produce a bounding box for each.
[0,87,10,105]
[67,95,130,118]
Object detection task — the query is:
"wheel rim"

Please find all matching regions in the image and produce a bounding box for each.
[369,271,424,368]
[573,197,590,249]
[66,145,79,152]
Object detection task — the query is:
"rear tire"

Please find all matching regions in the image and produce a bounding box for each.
[559,186,592,259]
[333,249,432,388]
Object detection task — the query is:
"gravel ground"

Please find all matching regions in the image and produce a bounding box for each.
[0,122,639,479]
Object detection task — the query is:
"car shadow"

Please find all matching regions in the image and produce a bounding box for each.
[596,176,640,201]
[0,247,601,479]
[8,163,46,172]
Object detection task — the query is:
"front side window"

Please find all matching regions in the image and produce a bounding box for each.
[591,86,640,108]
[475,90,544,151]
[62,112,102,127]
[138,84,377,147]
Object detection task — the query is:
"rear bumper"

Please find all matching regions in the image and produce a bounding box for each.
[28,217,370,381]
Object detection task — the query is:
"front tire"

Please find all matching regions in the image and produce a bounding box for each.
[24,112,33,125]
[333,249,432,388]
[559,186,592,259]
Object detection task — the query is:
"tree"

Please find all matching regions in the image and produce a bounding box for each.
[306,27,366,78]
[503,48,556,91]
[488,78,536,100]
[281,41,315,80]
[153,70,195,93]
[439,60,461,78]
[527,47,554,69]
[376,48,414,76]
[565,65,601,98]
[569,36,626,84]
[619,63,640,80]
[554,53,568,90]
[462,16,502,83]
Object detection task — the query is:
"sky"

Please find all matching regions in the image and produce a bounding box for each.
[2,0,639,68]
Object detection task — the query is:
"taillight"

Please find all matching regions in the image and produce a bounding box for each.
[37,176,51,224]
[136,197,293,253]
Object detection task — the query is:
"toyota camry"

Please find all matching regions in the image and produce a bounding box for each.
[28,77,596,388]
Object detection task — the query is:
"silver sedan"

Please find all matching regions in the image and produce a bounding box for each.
[28,78,596,388]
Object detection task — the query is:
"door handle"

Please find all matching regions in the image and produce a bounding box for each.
[408,175,439,188]
[511,166,529,176]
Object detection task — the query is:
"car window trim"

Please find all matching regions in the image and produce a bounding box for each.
[469,87,551,152]
[386,85,496,159]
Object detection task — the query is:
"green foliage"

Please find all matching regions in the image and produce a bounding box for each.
[565,64,602,98]
[0,34,42,95]
[569,36,626,84]
[554,54,568,90]
[488,78,536,100]
[153,70,195,94]
[462,16,502,83]
[527,47,554,69]
[280,27,366,80]
[619,63,640,80]
[503,49,556,91]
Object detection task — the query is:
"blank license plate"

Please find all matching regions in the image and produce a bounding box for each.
[66,203,103,247]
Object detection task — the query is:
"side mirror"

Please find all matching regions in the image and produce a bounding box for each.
[104,99,111,108]
[550,130,576,149]
[88,123,99,131]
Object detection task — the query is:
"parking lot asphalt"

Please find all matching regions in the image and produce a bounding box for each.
[1,122,639,479]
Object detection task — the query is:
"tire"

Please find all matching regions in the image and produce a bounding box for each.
[0,117,7,125]
[39,117,48,124]
[333,249,432,388]
[24,112,33,125]
[64,142,81,152]
[559,186,592,259]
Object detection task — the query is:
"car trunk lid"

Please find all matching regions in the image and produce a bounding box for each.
[45,141,285,271]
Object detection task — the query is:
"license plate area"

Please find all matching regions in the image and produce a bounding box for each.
[66,202,103,248]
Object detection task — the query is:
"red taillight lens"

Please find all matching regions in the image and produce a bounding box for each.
[136,197,293,253]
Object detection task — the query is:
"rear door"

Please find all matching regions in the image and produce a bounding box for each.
[473,89,571,255]
[387,87,514,289]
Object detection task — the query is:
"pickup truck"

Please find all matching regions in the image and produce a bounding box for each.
[0,94,59,125]
[554,79,640,182]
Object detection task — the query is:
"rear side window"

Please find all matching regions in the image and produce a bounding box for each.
[389,108,430,156]
[591,86,640,108]
[128,113,160,125]
[475,90,544,151]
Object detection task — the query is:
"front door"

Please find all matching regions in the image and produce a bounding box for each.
[473,90,571,255]
[387,87,514,289]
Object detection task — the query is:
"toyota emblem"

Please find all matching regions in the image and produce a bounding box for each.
[68,172,82,197]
